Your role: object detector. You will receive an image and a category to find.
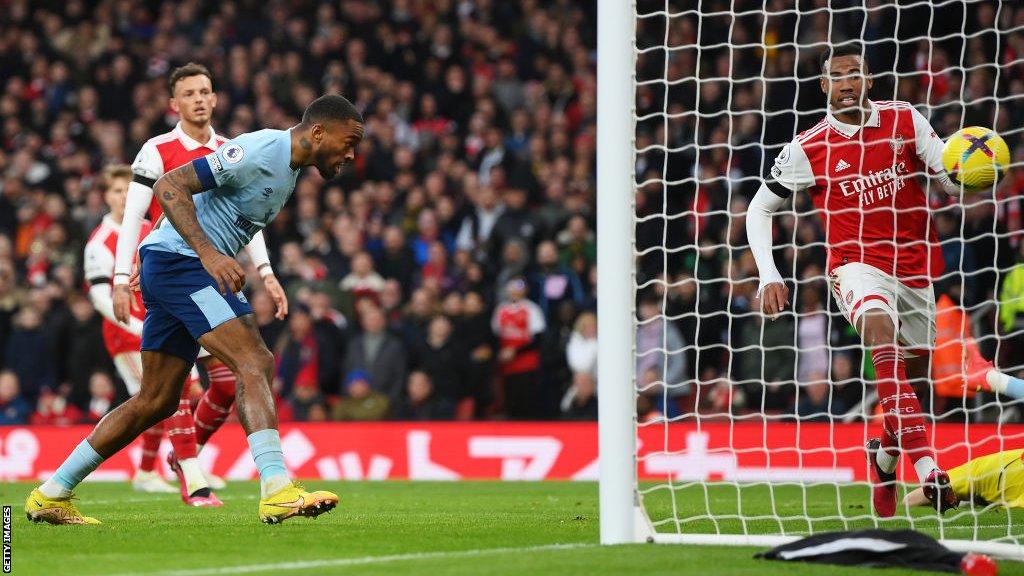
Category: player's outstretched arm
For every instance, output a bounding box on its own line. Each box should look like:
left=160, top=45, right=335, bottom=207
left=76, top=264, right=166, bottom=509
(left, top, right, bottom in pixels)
left=154, top=163, right=245, bottom=294
left=747, top=183, right=790, bottom=317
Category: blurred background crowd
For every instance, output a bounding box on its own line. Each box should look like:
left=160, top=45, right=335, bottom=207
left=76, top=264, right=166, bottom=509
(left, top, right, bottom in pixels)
left=0, top=0, right=600, bottom=425
left=0, top=0, right=1023, bottom=426
left=632, top=0, right=1024, bottom=423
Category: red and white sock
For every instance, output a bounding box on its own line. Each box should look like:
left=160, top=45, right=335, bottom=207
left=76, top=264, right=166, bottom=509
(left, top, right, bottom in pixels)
left=194, top=363, right=237, bottom=449
left=166, top=375, right=198, bottom=460
left=139, top=421, right=164, bottom=473
left=164, top=373, right=209, bottom=494
left=872, top=345, right=937, bottom=482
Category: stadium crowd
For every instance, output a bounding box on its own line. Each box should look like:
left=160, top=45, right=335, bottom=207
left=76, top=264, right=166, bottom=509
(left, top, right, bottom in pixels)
left=0, top=0, right=1023, bottom=426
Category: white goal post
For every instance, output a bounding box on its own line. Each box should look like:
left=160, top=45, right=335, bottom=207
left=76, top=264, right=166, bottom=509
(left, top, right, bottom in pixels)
left=597, top=0, right=1024, bottom=560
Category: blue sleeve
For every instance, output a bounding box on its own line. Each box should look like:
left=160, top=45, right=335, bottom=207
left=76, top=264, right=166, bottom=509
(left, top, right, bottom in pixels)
left=197, top=135, right=263, bottom=191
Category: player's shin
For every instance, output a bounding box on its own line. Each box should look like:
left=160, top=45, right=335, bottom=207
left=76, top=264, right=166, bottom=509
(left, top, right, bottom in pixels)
left=872, top=345, right=937, bottom=481
left=247, top=428, right=291, bottom=497
left=166, top=372, right=209, bottom=496
left=984, top=369, right=1024, bottom=400
left=38, top=439, right=105, bottom=498
left=139, top=422, right=164, bottom=472
left=194, top=363, right=237, bottom=447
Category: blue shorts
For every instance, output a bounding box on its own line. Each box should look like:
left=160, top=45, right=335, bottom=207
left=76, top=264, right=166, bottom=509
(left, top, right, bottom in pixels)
left=139, top=247, right=252, bottom=361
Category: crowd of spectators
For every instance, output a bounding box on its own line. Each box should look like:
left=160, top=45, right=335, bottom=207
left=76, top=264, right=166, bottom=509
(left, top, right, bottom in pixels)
left=1, top=0, right=1024, bottom=427
left=631, top=0, right=1024, bottom=423
left=0, top=0, right=600, bottom=424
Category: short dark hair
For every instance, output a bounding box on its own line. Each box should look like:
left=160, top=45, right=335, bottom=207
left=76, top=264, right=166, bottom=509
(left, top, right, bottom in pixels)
left=820, top=42, right=866, bottom=74
left=302, top=94, right=364, bottom=126
left=169, top=62, right=213, bottom=93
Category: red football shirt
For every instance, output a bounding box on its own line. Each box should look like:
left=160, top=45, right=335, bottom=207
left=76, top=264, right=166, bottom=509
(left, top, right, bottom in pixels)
left=767, top=100, right=948, bottom=287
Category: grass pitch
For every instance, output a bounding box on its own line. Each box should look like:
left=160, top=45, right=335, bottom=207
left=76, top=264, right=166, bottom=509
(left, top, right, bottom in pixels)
left=4, top=481, right=1023, bottom=575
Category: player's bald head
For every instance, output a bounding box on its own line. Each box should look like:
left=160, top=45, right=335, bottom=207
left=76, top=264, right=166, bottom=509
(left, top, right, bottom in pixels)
left=299, top=94, right=364, bottom=180
left=301, top=94, right=364, bottom=128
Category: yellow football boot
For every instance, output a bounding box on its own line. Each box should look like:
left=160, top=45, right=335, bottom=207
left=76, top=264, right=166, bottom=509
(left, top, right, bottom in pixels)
left=25, top=489, right=101, bottom=525
left=258, top=482, right=338, bottom=524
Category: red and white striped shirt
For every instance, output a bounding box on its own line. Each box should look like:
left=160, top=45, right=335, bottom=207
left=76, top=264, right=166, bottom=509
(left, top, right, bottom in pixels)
left=491, top=299, right=546, bottom=375
left=767, top=100, right=947, bottom=287
left=84, top=215, right=152, bottom=355
left=113, top=123, right=226, bottom=281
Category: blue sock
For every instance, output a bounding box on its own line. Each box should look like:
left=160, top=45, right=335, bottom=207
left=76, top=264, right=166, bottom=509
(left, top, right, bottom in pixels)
left=48, top=440, right=104, bottom=494
left=1006, top=376, right=1024, bottom=400
left=247, top=429, right=288, bottom=482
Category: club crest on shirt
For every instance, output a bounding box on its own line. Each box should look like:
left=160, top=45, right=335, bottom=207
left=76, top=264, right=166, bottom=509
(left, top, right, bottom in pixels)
left=890, top=135, right=905, bottom=155
left=223, top=144, right=244, bottom=164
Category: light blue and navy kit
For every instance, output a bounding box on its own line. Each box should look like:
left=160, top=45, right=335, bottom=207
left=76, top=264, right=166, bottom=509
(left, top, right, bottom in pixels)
left=139, top=129, right=299, bottom=360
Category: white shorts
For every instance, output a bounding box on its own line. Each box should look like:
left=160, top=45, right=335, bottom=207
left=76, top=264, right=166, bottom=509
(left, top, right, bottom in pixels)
left=112, top=351, right=202, bottom=396
left=828, top=262, right=936, bottom=357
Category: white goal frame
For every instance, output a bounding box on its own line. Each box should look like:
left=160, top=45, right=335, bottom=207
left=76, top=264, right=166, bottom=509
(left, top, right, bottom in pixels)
left=595, top=0, right=1024, bottom=561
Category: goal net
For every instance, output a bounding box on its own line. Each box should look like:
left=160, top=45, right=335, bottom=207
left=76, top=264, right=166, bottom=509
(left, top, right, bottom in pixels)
left=597, top=0, right=1024, bottom=559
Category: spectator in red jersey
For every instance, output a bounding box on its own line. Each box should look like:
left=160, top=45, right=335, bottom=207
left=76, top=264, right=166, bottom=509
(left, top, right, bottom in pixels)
left=83, top=371, right=116, bottom=424
left=492, top=278, right=546, bottom=419
left=418, top=241, right=453, bottom=293
left=30, top=385, right=83, bottom=426
left=0, top=370, right=32, bottom=425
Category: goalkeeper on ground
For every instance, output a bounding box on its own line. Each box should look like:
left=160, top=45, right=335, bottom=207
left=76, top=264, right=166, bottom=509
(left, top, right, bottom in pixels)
left=904, top=449, right=1024, bottom=511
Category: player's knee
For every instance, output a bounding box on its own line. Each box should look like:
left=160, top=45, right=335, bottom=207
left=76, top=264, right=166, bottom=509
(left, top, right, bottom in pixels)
left=237, top=348, right=275, bottom=383
left=861, top=313, right=896, bottom=347
left=134, top=390, right=178, bottom=424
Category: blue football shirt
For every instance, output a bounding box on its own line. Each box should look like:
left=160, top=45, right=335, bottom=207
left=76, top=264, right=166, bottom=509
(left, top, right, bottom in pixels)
left=141, top=129, right=300, bottom=258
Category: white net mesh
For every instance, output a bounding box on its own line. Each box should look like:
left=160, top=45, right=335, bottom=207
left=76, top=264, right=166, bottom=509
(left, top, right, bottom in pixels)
left=632, top=0, right=1024, bottom=552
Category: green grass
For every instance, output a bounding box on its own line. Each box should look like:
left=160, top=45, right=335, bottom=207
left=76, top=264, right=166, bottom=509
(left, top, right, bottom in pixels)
left=1, top=481, right=1021, bottom=575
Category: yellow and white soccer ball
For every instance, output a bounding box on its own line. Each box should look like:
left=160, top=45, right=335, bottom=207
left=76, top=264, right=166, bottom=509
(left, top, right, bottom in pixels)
left=942, top=126, right=1010, bottom=190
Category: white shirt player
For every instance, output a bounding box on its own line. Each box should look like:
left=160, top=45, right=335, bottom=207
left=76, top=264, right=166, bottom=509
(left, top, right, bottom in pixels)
left=85, top=215, right=148, bottom=340
left=112, top=122, right=274, bottom=285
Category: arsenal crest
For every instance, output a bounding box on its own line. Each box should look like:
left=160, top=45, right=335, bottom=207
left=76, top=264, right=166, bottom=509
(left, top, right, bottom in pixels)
left=890, top=135, right=905, bottom=155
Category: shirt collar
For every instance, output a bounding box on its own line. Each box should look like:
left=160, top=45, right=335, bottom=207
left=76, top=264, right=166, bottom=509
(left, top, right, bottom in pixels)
left=826, top=99, right=880, bottom=138
left=102, top=214, right=121, bottom=231
left=173, top=122, right=219, bottom=151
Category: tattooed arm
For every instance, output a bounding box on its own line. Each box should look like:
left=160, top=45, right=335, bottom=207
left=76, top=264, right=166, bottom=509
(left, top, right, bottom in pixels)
left=153, top=162, right=245, bottom=294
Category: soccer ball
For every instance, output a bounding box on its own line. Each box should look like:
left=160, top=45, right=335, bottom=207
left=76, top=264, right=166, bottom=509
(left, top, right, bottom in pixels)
left=942, top=126, right=1010, bottom=191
